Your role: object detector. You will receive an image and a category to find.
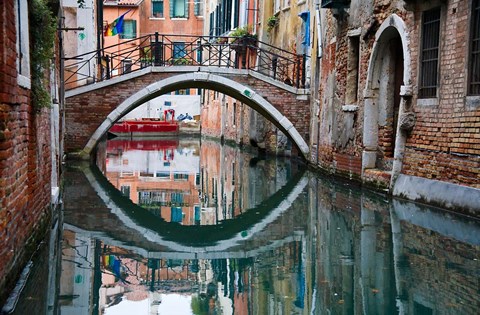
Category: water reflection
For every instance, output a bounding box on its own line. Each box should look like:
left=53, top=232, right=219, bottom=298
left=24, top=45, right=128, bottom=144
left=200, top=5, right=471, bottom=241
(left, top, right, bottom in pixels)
left=12, top=136, right=479, bottom=314
left=99, top=137, right=298, bottom=226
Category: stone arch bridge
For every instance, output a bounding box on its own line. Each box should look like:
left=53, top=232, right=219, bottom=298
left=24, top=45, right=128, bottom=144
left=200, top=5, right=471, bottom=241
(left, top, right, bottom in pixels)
left=64, top=34, right=311, bottom=158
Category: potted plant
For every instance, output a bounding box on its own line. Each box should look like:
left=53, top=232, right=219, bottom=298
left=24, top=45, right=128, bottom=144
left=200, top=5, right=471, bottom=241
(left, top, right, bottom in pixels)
left=229, top=25, right=257, bottom=46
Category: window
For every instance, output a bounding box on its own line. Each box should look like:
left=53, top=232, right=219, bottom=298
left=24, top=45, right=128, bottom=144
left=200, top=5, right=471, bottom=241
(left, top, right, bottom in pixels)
left=419, top=8, right=441, bottom=98
left=274, top=0, right=281, bottom=13
left=170, top=0, right=188, bottom=18
left=175, top=89, right=190, bottom=95
left=120, top=20, right=137, bottom=39
left=152, top=0, right=164, bottom=18
left=346, top=36, right=360, bottom=104
left=194, top=0, right=203, bottom=16
left=173, top=42, right=186, bottom=58
left=15, top=0, right=31, bottom=88
left=122, top=59, right=132, bottom=74
left=283, top=0, right=291, bottom=9
left=469, top=0, right=480, bottom=95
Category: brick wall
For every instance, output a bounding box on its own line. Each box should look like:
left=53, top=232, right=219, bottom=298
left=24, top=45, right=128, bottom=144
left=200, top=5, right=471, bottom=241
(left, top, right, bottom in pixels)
left=403, top=0, right=480, bottom=188
left=0, top=0, right=52, bottom=303
left=315, top=0, right=479, bottom=190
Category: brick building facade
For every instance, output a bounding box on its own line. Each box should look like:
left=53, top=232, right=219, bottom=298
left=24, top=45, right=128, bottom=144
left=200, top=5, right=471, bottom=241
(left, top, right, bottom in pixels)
left=0, top=0, right=62, bottom=305
left=309, top=0, right=480, bottom=215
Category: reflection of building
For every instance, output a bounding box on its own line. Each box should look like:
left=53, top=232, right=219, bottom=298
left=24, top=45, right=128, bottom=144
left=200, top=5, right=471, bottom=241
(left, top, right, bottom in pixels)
left=104, top=137, right=297, bottom=226
left=199, top=139, right=295, bottom=223
left=59, top=230, right=96, bottom=314
left=106, top=138, right=202, bottom=225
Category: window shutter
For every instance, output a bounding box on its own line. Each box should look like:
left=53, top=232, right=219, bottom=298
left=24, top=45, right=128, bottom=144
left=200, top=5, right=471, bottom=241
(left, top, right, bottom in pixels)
left=185, top=0, right=189, bottom=18
left=170, top=0, right=174, bottom=18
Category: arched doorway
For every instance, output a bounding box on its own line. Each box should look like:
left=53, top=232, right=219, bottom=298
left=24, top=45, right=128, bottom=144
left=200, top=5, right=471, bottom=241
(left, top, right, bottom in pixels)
left=362, top=15, right=412, bottom=189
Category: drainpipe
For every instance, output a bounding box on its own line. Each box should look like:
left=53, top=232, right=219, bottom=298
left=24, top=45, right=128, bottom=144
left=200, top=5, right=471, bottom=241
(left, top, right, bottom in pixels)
left=96, top=0, right=103, bottom=63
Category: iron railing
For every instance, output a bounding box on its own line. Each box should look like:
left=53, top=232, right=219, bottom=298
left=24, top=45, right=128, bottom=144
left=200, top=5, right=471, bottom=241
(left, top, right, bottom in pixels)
left=63, top=33, right=308, bottom=89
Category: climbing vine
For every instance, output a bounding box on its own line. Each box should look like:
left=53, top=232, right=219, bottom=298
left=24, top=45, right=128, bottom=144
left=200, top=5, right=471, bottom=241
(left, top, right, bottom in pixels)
left=29, top=0, right=56, bottom=109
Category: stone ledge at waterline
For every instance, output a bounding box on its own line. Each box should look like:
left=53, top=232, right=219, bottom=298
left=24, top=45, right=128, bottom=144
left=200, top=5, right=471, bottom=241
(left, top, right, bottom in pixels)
left=393, top=174, right=480, bottom=218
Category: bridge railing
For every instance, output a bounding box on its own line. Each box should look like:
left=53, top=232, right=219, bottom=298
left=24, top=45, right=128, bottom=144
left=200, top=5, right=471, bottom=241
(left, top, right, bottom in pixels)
left=63, top=33, right=308, bottom=90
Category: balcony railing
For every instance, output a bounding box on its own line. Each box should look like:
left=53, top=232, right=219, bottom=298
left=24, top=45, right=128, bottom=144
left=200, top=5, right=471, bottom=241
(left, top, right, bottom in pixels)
left=63, top=33, right=309, bottom=90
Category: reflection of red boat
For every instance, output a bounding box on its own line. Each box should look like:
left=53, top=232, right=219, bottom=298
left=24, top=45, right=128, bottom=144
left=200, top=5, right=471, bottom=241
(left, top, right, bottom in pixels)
left=107, top=138, right=179, bottom=152
left=110, top=109, right=178, bottom=137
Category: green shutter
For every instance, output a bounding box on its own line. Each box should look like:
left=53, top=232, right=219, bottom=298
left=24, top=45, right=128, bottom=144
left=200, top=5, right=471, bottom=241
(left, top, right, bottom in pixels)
left=170, top=0, right=174, bottom=18
left=185, top=0, right=189, bottom=18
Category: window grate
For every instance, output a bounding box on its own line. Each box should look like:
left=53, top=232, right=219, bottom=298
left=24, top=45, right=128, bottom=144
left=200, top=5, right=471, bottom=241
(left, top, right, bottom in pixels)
left=419, top=8, right=441, bottom=98
left=469, top=0, right=480, bottom=95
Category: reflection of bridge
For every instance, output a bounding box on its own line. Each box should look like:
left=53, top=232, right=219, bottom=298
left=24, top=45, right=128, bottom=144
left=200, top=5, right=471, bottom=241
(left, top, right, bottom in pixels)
left=64, top=34, right=311, bottom=158
left=63, top=162, right=309, bottom=253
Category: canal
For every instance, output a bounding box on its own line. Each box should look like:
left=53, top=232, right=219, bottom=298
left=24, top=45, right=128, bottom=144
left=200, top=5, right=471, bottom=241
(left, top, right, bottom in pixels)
left=9, top=135, right=480, bottom=314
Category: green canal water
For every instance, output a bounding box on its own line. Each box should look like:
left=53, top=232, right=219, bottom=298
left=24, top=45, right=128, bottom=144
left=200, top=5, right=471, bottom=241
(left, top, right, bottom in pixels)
left=8, top=136, right=480, bottom=314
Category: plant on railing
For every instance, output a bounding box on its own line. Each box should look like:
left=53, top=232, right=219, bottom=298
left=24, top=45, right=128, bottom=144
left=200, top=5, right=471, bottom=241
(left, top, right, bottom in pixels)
left=171, top=57, right=190, bottom=65
left=30, top=0, right=56, bottom=109
left=267, top=16, right=279, bottom=32
left=229, top=25, right=257, bottom=44
left=140, top=46, right=154, bottom=66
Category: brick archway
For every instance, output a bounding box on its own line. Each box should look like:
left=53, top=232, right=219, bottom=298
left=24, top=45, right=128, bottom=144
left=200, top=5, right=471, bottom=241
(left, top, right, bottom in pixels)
left=65, top=68, right=310, bottom=158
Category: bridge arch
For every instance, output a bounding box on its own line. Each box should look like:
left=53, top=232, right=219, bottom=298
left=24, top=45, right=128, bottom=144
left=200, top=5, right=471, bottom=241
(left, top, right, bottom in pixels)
left=82, top=72, right=309, bottom=158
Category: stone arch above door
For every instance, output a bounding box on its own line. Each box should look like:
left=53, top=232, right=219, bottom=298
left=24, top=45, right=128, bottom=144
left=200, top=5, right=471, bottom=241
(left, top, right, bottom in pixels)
left=362, top=14, right=413, bottom=189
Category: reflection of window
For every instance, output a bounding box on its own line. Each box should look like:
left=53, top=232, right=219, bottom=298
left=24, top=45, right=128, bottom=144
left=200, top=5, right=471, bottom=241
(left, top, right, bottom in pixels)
left=156, top=171, right=170, bottom=178
left=233, top=103, right=236, bottom=126
left=194, top=205, right=200, bottom=221
left=171, top=207, right=183, bottom=222
left=171, top=192, right=184, bottom=203
left=120, top=20, right=136, bottom=39
left=414, top=302, right=433, bottom=315
left=170, top=0, right=188, bottom=18
left=152, top=0, right=164, bottom=18
left=120, top=185, right=130, bottom=198
left=174, top=173, right=189, bottom=180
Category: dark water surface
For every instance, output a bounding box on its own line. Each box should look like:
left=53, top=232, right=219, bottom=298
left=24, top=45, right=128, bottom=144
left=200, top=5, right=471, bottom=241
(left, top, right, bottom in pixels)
left=10, top=136, right=480, bottom=314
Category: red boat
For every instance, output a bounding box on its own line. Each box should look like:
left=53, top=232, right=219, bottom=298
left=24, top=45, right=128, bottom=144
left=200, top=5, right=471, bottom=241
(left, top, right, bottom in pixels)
left=109, top=109, right=179, bottom=137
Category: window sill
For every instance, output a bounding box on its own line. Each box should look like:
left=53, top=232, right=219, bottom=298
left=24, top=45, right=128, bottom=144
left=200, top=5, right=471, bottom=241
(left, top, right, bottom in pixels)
left=297, top=0, right=306, bottom=4
left=150, top=17, right=165, bottom=20
left=171, top=18, right=188, bottom=20
left=17, top=74, right=31, bottom=89
left=466, top=95, right=480, bottom=108
left=417, top=98, right=438, bottom=106
left=282, top=7, right=290, bottom=12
